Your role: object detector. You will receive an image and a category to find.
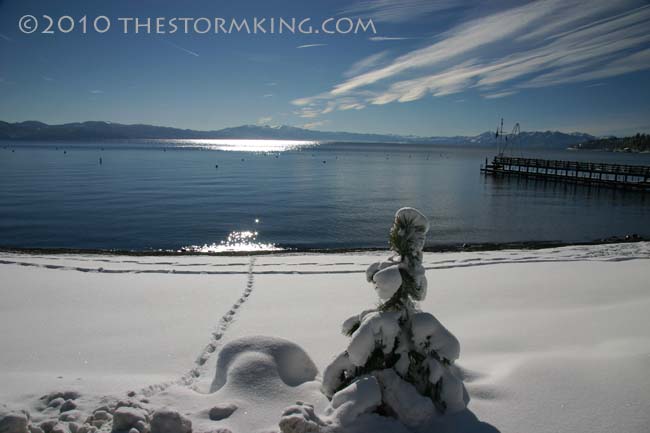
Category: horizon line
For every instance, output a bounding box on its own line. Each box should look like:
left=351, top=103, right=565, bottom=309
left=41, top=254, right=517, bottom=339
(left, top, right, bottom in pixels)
left=0, top=119, right=615, bottom=138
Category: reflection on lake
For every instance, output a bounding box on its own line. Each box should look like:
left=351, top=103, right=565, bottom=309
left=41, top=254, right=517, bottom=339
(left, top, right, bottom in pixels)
left=0, top=140, right=649, bottom=251
left=181, top=230, right=282, bottom=253
left=168, top=139, right=318, bottom=152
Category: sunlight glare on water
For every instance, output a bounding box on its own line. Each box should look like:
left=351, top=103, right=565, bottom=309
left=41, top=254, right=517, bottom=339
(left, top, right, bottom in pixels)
left=169, top=139, right=319, bottom=152
left=181, top=230, right=282, bottom=253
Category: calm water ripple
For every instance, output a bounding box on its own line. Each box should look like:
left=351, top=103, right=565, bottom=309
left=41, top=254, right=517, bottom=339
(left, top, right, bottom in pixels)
left=1, top=140, right=649, bottom=251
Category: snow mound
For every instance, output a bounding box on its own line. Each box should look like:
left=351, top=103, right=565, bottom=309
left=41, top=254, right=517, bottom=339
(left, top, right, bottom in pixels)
left=210, top=336, right=319, bottom=393
left=205, top=336, right=327, bottom=432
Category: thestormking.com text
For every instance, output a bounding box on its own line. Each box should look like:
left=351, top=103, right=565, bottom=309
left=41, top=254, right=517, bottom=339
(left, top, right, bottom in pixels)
left=18, top=15, right=377, bottom=35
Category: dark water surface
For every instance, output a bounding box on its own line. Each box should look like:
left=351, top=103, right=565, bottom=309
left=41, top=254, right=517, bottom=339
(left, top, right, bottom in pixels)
left=1, top=140, right=649, bottom=251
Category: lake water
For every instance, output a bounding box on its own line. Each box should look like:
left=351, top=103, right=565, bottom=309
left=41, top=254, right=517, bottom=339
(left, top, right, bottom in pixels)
left=1, top=140, right=649, bottom=252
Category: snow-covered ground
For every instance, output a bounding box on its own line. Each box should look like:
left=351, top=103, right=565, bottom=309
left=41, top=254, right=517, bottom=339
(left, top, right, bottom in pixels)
left=1, top=242, right=650, bottom=432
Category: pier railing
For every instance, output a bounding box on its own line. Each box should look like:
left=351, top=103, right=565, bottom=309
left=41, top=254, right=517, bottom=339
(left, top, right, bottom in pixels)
left=481, top=156, right=650, bottom=191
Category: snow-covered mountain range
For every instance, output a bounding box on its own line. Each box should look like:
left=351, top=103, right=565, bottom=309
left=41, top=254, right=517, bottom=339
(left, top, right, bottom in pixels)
left=0, top=121, right=596, bottom=148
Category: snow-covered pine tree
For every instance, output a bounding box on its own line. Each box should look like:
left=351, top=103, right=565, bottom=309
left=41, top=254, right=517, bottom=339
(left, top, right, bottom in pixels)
left=320, top=207, right=468, bottom=427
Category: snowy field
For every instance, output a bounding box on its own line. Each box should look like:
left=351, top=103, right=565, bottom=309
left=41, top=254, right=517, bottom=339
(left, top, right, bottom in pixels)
left=1, top=242, right=650, bottom=433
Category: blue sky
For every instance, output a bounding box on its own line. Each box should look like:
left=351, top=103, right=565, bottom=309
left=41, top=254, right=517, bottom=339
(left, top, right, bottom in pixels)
left=0, top=0, right=649, bottom=136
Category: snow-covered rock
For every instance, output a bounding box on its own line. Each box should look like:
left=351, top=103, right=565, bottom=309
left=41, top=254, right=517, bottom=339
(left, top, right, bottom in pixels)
left=77, top=425, right=95, bottom=433
left=134, top=420, right=147, bottom=433
left=92, top=410, right=111, bottom=421
left=58, top=411, right=82, bottom=422
left=47, top=399, right=65, bottom=409
left=41, top=392, right=80, bottom=403
left=208, top=403, right=237, bottom=421
left=278, top=402, right=326, bottom=433
left=59, top=400, right=77, bottom=413
left=150, top=409, right=190, bottom=433
left=49, top=424, right=70, bottom=433
left=112, top=407, right=147, bottom=432
left=38, top=420, right=58, bottom=433
left=0, top=409, right=29, bottom=433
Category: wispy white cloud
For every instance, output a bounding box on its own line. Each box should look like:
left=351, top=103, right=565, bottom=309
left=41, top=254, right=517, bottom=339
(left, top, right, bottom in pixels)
left=296, top=43, right=327, bottom=49
left=483, top=90, right=518, bottom=99
left=332, top=1, right=564, bottom=95
left=340, top=0, right=473, bottom=23
left=368, top=36, right=419, bottom=41
left=345, top=51, right=389, bottom=77
left=257, top=116, right=273, bottom=125
left=520, top=46, right=650, bottom=88
left=263, top=93, right=274, bottom=98
left=302, top=120, right=329, bottom=129
left=89, top=89, right=104, bottom=94
left=293, top=90, right=375, bottom=118
left=294, top=0, right=650, bottom=118
left=0, top=32, right=11, bottom=41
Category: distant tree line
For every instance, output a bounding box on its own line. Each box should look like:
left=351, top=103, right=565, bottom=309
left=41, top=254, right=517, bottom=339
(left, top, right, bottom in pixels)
left=574, top=133, right=650, bottom=152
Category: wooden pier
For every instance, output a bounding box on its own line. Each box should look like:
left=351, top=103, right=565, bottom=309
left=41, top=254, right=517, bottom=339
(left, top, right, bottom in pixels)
left=481, top=156, right=650, bottom=191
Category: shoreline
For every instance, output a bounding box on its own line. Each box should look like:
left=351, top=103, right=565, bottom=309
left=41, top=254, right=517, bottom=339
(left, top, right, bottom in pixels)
left=0, top=235, right=645, bottom=257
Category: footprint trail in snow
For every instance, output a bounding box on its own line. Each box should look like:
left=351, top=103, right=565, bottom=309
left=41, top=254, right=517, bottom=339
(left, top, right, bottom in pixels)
left=141, top=256, right=257, bottom=396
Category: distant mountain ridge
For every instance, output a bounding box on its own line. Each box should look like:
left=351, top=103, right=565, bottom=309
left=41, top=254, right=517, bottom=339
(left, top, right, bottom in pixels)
left=570, top=133, right=650, bottom=153
left=0, top=120, right=595, bottom=149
